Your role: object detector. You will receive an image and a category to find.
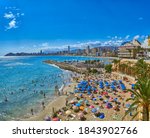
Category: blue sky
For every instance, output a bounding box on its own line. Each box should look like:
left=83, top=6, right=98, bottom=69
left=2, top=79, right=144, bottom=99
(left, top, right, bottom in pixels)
left=0, top=0, right=150, bottom=55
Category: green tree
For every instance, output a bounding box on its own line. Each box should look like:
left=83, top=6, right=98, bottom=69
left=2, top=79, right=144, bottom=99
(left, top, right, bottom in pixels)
left=134, top=59, right=150, bottom=79
left=123, top=78, right=150, bottom=121
left=119, top=63, right=128, bottom=74
left=112, top=59, right=121, bottom=71
left=105, top=64, right=112, bottom=73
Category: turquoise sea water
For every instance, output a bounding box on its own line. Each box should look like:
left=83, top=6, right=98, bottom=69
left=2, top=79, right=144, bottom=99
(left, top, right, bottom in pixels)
left=0, top=56, right=111, bottom=120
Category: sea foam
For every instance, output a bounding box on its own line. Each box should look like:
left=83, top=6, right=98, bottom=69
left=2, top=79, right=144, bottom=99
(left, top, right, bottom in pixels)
left=4, top=62, right=33, bottom=67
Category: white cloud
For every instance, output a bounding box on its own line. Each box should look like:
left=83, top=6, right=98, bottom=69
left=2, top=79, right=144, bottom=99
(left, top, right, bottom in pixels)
left=37, top=39, right=124, bottom=52
left=6, top=19, right=17, bottom=30
left=125, top=35, right=130, bottom=40
left=142, top=38, right=148, bottom=48
left=41, top=42, right=49, bottom=47
left=3, top=7, right=24, bottom=30
left=4, top=12, right=15, bottom=19
left=133, top=35, right=140, bottom=40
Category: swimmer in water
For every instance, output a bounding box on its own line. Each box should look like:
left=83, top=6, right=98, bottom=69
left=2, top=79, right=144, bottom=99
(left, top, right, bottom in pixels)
left=4, top=96, right=8, bottom=102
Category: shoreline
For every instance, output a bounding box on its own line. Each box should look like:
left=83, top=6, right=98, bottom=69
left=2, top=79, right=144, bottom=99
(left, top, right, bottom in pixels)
left=26, top=75, right=78, bottom=121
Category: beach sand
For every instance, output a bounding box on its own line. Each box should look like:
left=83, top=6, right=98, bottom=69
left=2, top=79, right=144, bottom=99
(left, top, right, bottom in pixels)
left=25, top=72, right=135, bottom=121
left=26, top=95, right=67, bottom=121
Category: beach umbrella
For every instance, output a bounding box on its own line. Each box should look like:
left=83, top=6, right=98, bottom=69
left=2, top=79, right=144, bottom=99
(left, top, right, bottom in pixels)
left=75, top=103, right=81, bottom=107
left=103, top=92, right=108, bottom=95
left=98, top=95, right=103, bottom=100
left=73, top=106, right=79, bottom=112
left=110, top=85, right=116, bottom=90
left=44, top=116, right=51, bottom=121
left=79, top=106, right=84, bottom=111
left=91, top=108, right=97, bottom=113
left=52, top=117, right=60, bottom=121
left=98, top=95, right=102, bottom=99
left=78, top=112, right=84, bottom=118
left=85, top=100, right=89, bottom=105
left=126, top=104, right=130, bottom=108
left=99, top=85, right=104, bottom=89
left=119, top=80, right=122, bottom=83
left=77, top=84, right=82, bottom=88
left=109, top=97, right=114, bottom=102
left=89, top=105, right=95, bottom=108
left=87, top=85, right=92, bottom=91
left=78, top=100, right=84, bottom=104
left=70, top=100, right=75, bottom=104
left=94, top=112, right=101, bottom=117
left=103, top=99, right=108, bottom=103
left=87, top=91, right=91, bottom=95
left=75, top=94, right=78, bottom=97
left=79, top=94, right=83, bottom=97
left=99, top=81, right=104, bottom=85
left=73, top=106, right=78, bottom=110
left=92, top=98, right=97, bottom=101
left=106, top=103, right=113, bottom=109
left=99, top=113, right=105, bottom=119
left=114, top=98, right=118, bottom=102
left=65, top=110, right=72, bottom=115
left=92, top=87, right=97, bottom=91
left=74, top=89, right=79, bottom=93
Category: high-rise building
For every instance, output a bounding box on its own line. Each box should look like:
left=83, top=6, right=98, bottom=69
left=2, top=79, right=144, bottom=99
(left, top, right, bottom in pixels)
left=86, top=45, right=90, bottom=55
left=68, top=46, right=70, bottom=54
left=40, top=50, right=43, bottom=54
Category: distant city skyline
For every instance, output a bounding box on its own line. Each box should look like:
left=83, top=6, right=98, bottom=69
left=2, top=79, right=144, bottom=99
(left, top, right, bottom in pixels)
left=0, top=0, right=150, bottom=55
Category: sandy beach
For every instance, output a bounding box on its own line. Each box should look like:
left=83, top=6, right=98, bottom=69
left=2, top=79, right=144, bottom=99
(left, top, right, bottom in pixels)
left=25, top=69, right=136, bottom=121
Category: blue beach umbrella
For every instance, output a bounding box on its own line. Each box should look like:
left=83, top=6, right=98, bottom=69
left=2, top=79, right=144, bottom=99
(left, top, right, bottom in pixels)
left=126, top=104, right=130, bottom=108
left=99, top=85, right=104, bottom=89
left=114, top=98, right=118, bottom=102
left=110, top=85, right=116, bottom=90
left=74, top=89, right=79, bottom=93
left=119, top=80, right=122, bottom=83
left=79, top=94, right=83, bottom=97
left=99, top=113, right=105, bottom=119
left=85, top=100, right=89, bottom=105
left=106, top=103, right=113, bottom=109
left=75, top=103, right=81, bottom=107
left=98, top=95, right=102, bottom=99
left=91, top=108, right=97, bottom=113
left=87, top=91, right=91, bottom=95
left=99, top=81, right=104, bottom=85
left=92, top=98, right=97, bottom=101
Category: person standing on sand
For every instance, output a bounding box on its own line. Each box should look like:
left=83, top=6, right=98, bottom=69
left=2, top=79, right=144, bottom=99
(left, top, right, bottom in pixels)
left=31, top=108, right=34, bottom=115
left=42, top=102, right=45, bottom=110
left=65, top=98, right=68, bottom=106
left=43, top=93, right=46, bottom=98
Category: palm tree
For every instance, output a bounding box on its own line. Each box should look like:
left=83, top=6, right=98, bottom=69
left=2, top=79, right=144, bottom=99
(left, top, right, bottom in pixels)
left=112, top=59, right=121, bottom=72
left=105, top=64, right=112, bottom=73
left=126, top=61, right=132, bottom=75
left=119, top=63, right=127, bottom=74
left=123, top=78, right=150, bottom=121
left=134, top=59, right=150, bottom=79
